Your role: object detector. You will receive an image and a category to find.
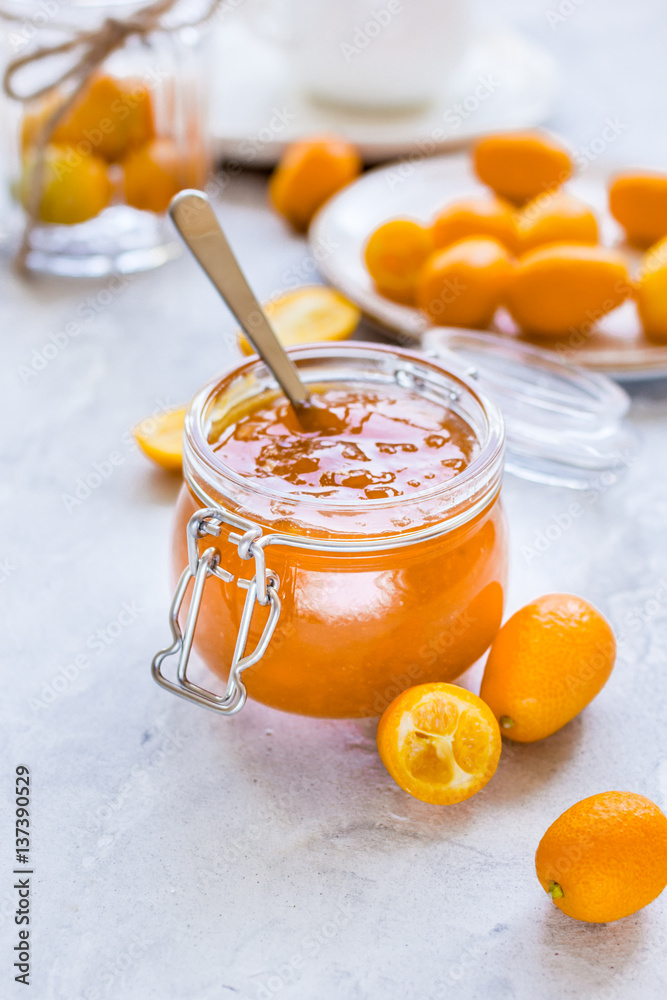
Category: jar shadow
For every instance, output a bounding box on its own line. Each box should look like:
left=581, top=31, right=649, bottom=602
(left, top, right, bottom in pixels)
left=202, top=697, right=497, bottom=847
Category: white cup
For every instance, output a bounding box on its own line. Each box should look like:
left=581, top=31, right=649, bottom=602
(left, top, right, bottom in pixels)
left=245, top=0, right=472, bottom=112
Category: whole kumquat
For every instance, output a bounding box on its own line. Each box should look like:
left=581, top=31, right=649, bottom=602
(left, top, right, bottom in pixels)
left=635, top=235, right=667, bottom=343
left=48, top=73, right=155, bottom=162
left=377, top=683, right=501, bottom=805
left=536, top=792, right=667, bottom=923
left=609, top=170, right=667, bottom=248
left=365, top=218, right=434, bottom=304
left=416, top=236, right=512, bottom=327
left=480, top=593, right=616, bottom=743
left=269, top=136, right=361, bottom=232
left=514, top=191, right=599, bottom=255
left=473, top=131, right=573, bottom=206
left=432, top=196, right=516, bottom=253
left=122, top=138, right=205, bottom=214
left=505, top=243, right=629, bottom=338
left=22, top=144, right=112, bottom=225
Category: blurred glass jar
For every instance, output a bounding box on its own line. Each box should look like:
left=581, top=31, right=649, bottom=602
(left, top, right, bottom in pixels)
left=0, top=0, right=212, bottom=276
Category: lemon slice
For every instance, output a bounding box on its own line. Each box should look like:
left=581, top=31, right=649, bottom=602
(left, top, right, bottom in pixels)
left=133, top=406, right=187, bottom=472
left=238, top=285, right=360, bottom=354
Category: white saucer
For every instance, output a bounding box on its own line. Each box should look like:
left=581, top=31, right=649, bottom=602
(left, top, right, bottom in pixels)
left=210, top=21, right=560, bottom=165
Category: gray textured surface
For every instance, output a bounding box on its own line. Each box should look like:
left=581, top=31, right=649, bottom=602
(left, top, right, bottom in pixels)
left=3, top=1, right=667, bottom=998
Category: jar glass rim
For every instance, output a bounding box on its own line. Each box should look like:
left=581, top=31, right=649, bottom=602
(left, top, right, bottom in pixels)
left=184, top=342, right=505, bottom=537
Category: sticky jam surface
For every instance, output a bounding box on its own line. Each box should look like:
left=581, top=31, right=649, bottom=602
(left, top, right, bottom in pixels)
left=209, top=383, right=478, bottom=501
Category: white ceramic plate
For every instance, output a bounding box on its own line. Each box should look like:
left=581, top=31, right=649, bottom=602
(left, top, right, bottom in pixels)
left=210, top=22, right=559, bottom=165
left=310, top=153, right=667, bottom=381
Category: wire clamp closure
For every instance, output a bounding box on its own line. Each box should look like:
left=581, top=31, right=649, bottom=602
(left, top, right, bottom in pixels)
left=151, top=507, right=281, bottom=715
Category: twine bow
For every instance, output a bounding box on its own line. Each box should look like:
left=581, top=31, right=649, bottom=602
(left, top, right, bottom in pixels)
left=0, top=0, right=222, bottom=272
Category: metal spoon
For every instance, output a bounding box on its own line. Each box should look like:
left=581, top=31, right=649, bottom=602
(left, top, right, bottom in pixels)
left=169, top=189, right=310, bottom=410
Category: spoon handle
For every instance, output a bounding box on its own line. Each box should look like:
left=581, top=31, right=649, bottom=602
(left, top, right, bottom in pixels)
left=169, top=190, right=310, bottom=409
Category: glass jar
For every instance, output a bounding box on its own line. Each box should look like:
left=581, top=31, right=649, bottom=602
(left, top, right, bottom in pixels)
left=153, top=343, right=508, bottom=719
left=0, top=0, right=210, bottom=275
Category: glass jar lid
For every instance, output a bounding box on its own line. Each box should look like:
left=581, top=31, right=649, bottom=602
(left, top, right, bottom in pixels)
left=421, top=329, right=637, bottom=490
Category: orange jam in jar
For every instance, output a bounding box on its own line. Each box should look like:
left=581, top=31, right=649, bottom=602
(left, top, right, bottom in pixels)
left=168, top=344, right=507, bottom=718
left=210, top=384, right=478, bottom=501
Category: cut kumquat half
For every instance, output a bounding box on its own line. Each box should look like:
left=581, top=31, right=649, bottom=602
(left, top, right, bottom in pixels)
left=133, top=405, right=187, bottom=472
left=377, top=683, right=501, bottom=805
left=239, top=286, right=360, bottom=354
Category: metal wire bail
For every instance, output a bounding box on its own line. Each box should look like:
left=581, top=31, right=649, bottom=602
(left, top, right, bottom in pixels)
left=151, top=508, right=281, bottom=715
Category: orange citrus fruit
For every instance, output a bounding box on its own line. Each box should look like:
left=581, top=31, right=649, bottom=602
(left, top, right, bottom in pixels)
left=473, top=130, right=573, bottom=206
left=513, top=191, right=599, bottom=255
left=364, top=218, right=434, bottom=304
left=415, top=236, right=512, bottom=327
left=22, top=144, right=112, bottom=225
left=50, top=73, right=155, bottom=162
left=432, top=196, right=517, bottom=253
left=609, top=171, right=667, bottom=248
left=505, top=243, right=630, bottom=337
left=238, top=286, right=360, bottom=354
left=133, top=406, right=187, bottom=472
left=377, top=682, right=501, bottom=804
left=20, top=91, right=62, bottom=153
left=121, top=138, right=203, bottom=215
left=636, top=236, right=667, bottom=343
left=536, top=791, right=667, bottom=923
left=480, top=593, right=616, bottom=742
left=269, top=136, right=361, bottom=232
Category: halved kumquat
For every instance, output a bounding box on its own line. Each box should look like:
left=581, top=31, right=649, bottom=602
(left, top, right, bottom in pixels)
left=377, top=683, right=501, bottom=805
left=133, top=405, right=187, bottom=472
left=238, top=286, right=360, bottom=354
